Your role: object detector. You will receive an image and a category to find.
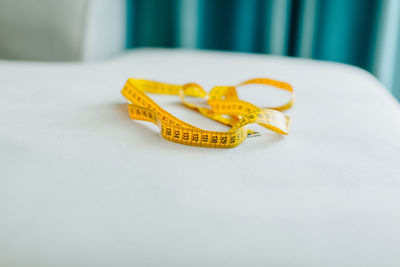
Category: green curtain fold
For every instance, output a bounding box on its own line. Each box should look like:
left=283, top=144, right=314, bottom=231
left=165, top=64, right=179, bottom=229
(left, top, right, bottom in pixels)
left=126, top=0, right=400, bottom=100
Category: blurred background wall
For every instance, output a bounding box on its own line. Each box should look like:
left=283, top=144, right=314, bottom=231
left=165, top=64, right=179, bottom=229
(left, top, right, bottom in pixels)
left=0, top=0, right=126, bottom=61
left=0, top=0, right=399, bottom=100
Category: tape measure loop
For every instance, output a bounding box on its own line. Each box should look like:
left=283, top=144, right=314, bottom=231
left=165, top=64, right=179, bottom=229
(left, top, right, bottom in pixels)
left=122, top=78, right=294, bottom=148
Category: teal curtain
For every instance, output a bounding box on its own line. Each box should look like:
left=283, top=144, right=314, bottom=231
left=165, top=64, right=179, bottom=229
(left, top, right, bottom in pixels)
left=126, top=0, right=400, bottom=100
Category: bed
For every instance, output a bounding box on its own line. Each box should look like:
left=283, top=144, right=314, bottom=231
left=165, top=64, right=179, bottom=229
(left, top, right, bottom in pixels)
left=1, top=48, right=400, bottom=266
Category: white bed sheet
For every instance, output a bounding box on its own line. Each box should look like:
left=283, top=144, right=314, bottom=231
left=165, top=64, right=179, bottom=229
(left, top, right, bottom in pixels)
left=1, top=48, right=400, bottom=266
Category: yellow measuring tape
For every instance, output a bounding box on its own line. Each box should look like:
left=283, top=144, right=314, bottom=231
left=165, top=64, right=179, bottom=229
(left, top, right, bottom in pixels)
left=121, top=78, right=294, bottom=148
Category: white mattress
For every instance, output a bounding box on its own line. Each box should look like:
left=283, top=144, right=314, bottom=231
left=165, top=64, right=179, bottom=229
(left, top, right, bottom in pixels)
left=1, top=48, right=400, bottom=266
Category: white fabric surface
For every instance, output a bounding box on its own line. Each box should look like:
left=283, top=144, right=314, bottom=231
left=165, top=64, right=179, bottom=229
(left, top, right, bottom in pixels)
left=1, top=48, right=400, bottom=266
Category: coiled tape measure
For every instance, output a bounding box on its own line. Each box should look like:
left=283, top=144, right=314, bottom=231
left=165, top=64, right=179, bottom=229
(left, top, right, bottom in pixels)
left=121, top=78, right=294, bottom=148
